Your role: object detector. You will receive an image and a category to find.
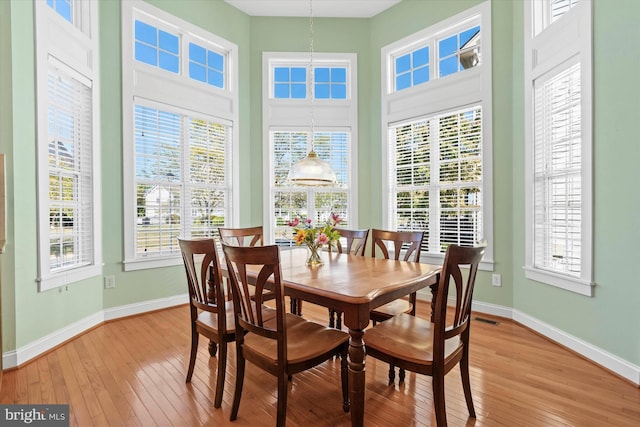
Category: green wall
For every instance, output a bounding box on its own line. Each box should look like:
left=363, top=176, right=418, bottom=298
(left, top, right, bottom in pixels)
left=1, top=0, right=638, bottom=369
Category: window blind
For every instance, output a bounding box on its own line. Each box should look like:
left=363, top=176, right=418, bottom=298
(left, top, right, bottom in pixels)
left=533, top=62, right=582, bottom=276
left=389, top=105, right=482, bottom=254
left=47, top=66, right=94, bottom=271
left=134, top=105, right=230, bottom=255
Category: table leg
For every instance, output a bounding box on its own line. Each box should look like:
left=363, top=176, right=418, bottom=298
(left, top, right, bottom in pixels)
left=348, top=328, right=365, bottom=427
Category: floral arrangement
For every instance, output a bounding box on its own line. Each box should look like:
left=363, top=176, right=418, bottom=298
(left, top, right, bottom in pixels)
left=288, top=213, right=343, bottom=265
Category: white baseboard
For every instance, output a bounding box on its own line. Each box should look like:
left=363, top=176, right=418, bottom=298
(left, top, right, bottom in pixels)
left=417, top=292, right=640, bottom=386
left=513, top=309, right=640, bottom=386
left=103, top=293, right=188, bottom=321
left=3, top=293, right=189, bottom=370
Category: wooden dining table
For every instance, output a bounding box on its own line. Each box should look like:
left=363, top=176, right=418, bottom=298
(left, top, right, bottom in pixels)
left=269, top=247, right=441, bottom=427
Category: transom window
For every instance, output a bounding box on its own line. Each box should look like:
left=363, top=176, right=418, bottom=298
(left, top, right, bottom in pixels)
left=272, top=65, right=348, bottom=99
left=134, top=20, right=180, bottom=73
left=47, top=0, right=72, bottom=23
left=391, top=19, right=481, bottom=92
left=189, top=43, right=224, bottom=88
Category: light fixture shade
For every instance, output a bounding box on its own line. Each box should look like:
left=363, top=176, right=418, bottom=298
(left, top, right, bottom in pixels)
left=287, top=150, right=337, bottom=186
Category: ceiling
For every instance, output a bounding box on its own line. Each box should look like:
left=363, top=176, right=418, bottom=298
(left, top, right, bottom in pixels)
left=224, top=0, right=402, bottom=18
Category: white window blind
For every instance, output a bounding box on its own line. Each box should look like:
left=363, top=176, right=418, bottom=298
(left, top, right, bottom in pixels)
left=271, top=131, right=350, bottom=245
left=47, top=66, right=94, bottom=271
left=389, top=106, right=482, bottom=254
left=533, top=62, right=581, bottom=276
left=134, top=104, right=231, bottom=256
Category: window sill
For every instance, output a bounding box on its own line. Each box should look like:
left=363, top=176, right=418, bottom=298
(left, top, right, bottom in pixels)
left=421, top=253, right=494, bottom=271
left=38, top=264, right=103, bottom=292
left=123, top=255, right=182, bottom=272
left=524, top=266, right=594, bottom=296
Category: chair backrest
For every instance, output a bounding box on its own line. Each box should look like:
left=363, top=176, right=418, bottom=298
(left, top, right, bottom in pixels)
left=178, top=238, right=226, bottom=323
left=218, top=226, right=264, bottom=247
left=222, top=244, right=287, bottom=356
left=432, top=244, right=484, bottom=360
left=370, top=229, right=424, bottom=262
left=332, top=228, right=369, bottom=255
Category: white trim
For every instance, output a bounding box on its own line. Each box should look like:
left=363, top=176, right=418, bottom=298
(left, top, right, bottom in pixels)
left=2, top=294, right=188, bottom=369
left=513, top=309, right=640, bottom=386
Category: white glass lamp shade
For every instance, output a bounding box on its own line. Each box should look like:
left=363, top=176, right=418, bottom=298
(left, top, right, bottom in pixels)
left=287, top=150, right=337, bottom=186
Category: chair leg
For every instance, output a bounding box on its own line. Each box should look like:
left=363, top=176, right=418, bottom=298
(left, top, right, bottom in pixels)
left=208, top=340, right=218, bottom=357
left=340, top=345, right=350, bottom=412
left=230, top=349, right=245, bottom=421
left=186, top=330, right=199, bottom=382
left=432, top=373, right=447, bottom=427
left=213, top=341, right=227, bottom=408
left=388, top=364, right=395, bottom=384
left=276, top=373, right=288, bottom=427
left=460, top=348, right=476, bottom=418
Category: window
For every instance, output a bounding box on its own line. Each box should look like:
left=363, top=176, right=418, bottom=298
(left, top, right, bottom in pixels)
left=382, top=2, right=493, bottom=268
left=122, top=1, right=238, bottom=271
left=389, top=106, right=483, bottom=252
left=391, top=19, right=481, bottom=92
left=35, top=0, right=101, bottom=291
left=263, top=53, right=357, bottom=244
left=524, top=0, right=593, bottom=295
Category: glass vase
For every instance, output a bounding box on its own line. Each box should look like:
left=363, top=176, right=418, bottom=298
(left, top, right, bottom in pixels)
left=306, top=245, right=324, bottom=266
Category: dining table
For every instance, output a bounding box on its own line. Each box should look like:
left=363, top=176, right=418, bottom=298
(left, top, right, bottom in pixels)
left=254, top=247, right=442, bottom=427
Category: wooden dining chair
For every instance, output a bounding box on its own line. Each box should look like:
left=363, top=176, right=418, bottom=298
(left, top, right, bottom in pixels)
left=364, top=244, right=484, bottom=427
left=218, top=225, right=264, bottom=247
left=369, top=229, right=424, bottom=324
left=327, top=228, right=369, bottom=329
left=222, top=243, right=350, bottom=426
left=178, top=238, right=234, bottom=409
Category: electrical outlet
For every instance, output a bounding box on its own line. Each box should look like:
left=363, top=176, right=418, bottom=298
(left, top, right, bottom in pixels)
left=105, top=275, right=116, bottom=289
left=492, top=274, right=502, bottom=287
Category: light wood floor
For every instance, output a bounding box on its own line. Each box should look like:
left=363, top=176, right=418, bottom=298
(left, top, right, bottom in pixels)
left=1, top=302, right=638, bottom=426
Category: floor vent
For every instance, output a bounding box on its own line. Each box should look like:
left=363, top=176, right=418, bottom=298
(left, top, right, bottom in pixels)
left=474, top=317, right=499, bottom=325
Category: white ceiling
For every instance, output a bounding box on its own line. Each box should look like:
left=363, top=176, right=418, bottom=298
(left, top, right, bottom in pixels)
left=224, top=0, right=402, bottom=18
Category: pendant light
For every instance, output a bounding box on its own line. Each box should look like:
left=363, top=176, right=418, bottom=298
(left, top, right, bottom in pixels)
left=287, top=0, right=338, bottom=186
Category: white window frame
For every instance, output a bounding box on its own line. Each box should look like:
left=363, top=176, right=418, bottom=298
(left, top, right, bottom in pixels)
left=524, top=0, right=593, bottom=296
left=34, top=0, right=102, bottom=291
left=122, top=0, right=239, bottom=271
left=381, top=1, right=493, bottom=270
left=262, top=52, right=358, bottom=244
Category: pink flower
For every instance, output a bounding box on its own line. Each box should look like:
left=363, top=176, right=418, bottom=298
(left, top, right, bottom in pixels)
left=330, top=213, right=343, bottom=226
left=288, top=218, right=300, bottom=227
left=306, top=218, right=313, bottom=224
left=316, top=233, right=329, bottom=245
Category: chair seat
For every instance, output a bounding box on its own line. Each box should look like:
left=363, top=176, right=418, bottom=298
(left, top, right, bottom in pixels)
left=370, top=298, right=413, bottom=321
left=365, top=313, right=461, bottom=368
left=196, top=300, right=236, bottom=336
left=243, top=313, right=349, bottom=367
left=197, top=301, right=276, bottom=336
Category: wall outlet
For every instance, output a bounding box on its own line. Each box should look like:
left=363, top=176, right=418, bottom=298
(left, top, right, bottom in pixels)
left=104, top=275, right=116, bottom=289
left=492, top=274, right=502, bottom=287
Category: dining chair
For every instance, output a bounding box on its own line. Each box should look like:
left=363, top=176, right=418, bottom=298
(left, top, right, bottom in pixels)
left=327, top=228, right=369, bottom=329
left=178, top=238, right=234, bottom=409
left=218, top=225, right=264, bottom=247
left=368, top=228, right=424, bottom=382
left=364, top=244, right=484, bottom=427
left=222, top=243, right=350, bottom=426
left=369, top=229, right=424, bottom=324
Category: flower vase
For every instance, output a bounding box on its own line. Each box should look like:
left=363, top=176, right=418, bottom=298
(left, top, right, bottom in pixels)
left=306, top=245, right=324, bottom=266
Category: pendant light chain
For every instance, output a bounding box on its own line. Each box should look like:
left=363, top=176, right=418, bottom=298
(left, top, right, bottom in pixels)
left=309, top=0, right=315, bottom=152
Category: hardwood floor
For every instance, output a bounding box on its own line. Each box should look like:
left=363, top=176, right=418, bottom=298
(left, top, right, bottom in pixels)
left=1, top=302, right=638, bottom=426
